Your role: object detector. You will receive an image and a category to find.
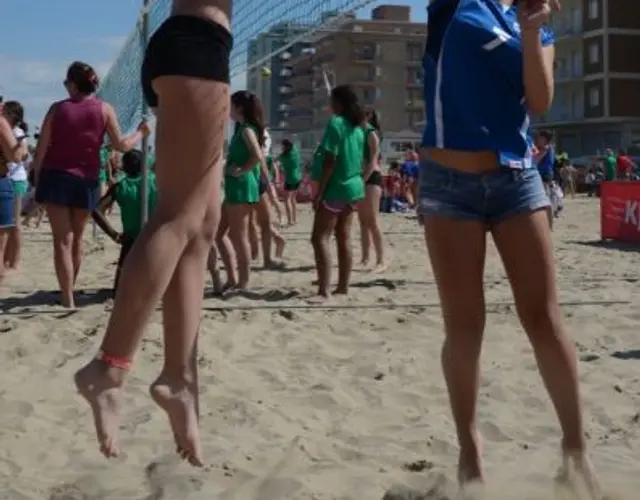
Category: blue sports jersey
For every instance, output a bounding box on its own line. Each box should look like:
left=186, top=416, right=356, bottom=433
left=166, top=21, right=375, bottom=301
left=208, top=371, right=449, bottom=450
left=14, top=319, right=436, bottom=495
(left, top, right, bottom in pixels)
left=536, top=146, right=555, bottom=179
left=421, top=0, right=555, bottom=169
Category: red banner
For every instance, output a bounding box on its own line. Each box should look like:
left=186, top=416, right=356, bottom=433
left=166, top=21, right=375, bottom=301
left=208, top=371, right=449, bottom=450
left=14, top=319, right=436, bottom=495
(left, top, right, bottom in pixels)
left=600, top=181, right=640, bottom=243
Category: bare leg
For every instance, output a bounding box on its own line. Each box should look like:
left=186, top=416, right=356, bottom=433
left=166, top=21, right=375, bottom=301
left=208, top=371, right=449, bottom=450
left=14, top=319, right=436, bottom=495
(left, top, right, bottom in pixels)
left=215, top=209, right=237, bottom=289
left=423, top=215, right=487, bottom=484
left=284, top=192, right=293, bottom=226
left=4, top=194, right=22, bottom=268
left=227, top=204, right=251, bottom=288
left=334, top=208, right=355, bottom=294
left=248, top=210, right=259, bottom=260
left=150, top=200, right=220, bottom=467
left=0, top=229, right=8, bottom=280
left=266, top=183, right=282, bottom=225
left=357, top=202, right=370, bottom=267
left=207, top=241, right=223, bottom=294
left=75, top=66, right=230, bottom=460
left=492, top=209, right=601, bottom=497
left=310, top=205, right=338, bottom=298
left=70, top=209, right=90, bottom=284
left=46, top=205, right=76, bottom=308
left=366, top=184, right=386, bottom=271
left=291, top=193, right=298, bottom=225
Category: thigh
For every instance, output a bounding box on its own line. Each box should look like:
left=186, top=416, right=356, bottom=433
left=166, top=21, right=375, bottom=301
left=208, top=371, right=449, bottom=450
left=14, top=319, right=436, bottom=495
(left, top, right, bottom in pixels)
left=487, top=168, right=550, bottom=226
left=491, top=208, right=557, bottom=318
left=335, top=207, right=355, bottom=240
left=422, top=215, right=487, bottom=323
left=312, top=204, right=339, bottom=239
left=226, top=204, right=250, bottom=234
left=256, top=196, right=271, bottom=225
left=45, top=204, right=73, bottom=241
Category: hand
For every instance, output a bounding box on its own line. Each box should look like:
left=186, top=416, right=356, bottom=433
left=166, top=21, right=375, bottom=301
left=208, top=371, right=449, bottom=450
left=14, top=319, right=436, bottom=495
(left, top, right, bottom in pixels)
left=232, top=166, right=244, bottom=177
left=138, top=120, right=151, bottom=137
left=518, top=0, right=559, bottom=31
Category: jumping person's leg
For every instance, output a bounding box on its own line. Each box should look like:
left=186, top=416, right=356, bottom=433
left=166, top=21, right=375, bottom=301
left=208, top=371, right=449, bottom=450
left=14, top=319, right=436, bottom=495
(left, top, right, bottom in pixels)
left=75, top=2, right=232, bottom=463
left=333, top=206, right=355, bottom=294
left=46, top=204, right=76, bottom=308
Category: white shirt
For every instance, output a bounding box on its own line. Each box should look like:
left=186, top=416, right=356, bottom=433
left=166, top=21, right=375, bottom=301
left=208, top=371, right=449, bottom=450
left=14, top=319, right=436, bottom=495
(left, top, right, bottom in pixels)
left=7, top=126, right=27, bottom=181
left=262, top=129, right=272, bottom=158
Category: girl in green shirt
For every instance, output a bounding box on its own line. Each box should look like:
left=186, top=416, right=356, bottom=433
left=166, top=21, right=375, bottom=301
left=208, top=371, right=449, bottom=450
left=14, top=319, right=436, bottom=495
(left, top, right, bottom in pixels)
left=216, top=91, right=267, bottom=288
left=310, top=85, right=366, bottom=299
left=279, top=138, right=302, bottom=226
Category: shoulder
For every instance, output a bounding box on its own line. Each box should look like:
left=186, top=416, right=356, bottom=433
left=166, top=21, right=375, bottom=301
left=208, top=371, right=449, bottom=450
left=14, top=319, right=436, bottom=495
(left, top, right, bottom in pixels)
left=327, top=115, right=344, bottom=130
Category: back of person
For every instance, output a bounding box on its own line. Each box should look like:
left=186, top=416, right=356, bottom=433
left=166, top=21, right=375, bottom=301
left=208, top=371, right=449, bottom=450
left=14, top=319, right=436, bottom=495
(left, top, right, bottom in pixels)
left=224, top=123, right=259, bottom=204
left=281, top=145, right=301, bottom=184
left=115, top=171, right=157, bottom=238
left=617, top=153, right=634, bottom=179
left=43, top=97, right=105, bottom=180
left=318, top=115, right=365, bottom=202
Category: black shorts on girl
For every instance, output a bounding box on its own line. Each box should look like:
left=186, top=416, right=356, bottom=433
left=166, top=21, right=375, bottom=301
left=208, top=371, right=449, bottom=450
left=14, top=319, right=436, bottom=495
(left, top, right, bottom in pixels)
left=366, top=171, right=383, bottom=186
left=258, top=179, right=269, bottom=196
left=36, top=169, right=100, bottom=211
left=284, top=181, right=300, bottom=191
left=141, top=15, right=233, bottom=108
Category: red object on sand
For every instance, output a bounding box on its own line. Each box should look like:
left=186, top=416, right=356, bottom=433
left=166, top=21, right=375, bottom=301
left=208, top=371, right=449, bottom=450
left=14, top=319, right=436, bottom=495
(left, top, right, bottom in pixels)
left=600, top=181, right=640, bottom=243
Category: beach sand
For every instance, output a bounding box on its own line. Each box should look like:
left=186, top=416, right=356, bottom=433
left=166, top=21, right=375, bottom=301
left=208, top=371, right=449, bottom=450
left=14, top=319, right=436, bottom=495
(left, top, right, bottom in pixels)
left=1, top=197, right=638, bottom=499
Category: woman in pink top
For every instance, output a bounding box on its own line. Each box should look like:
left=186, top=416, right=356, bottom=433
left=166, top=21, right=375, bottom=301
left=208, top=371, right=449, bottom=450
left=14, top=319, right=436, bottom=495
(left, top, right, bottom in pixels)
left=32, top=61, right=149, bottom=308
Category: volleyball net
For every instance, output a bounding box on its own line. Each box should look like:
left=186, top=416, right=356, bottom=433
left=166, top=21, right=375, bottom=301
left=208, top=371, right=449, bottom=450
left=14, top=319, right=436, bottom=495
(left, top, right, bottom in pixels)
left=97, top=0, right=377, bottom=134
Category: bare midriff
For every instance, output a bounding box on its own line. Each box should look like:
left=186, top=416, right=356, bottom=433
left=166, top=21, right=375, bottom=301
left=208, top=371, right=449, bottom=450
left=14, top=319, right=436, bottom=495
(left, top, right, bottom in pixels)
left=421, top=148, right=499, bottom=174
left=172, top=0, right=231, bottom=31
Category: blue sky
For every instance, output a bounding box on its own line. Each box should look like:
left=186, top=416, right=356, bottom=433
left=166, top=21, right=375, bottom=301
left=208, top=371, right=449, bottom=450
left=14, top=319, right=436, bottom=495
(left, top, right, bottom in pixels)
left=0, top=0, right=426, bottom=131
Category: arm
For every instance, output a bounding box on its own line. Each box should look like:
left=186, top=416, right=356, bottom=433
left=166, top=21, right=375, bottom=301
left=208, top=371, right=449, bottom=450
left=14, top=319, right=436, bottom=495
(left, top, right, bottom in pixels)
left=363, top=131, right=380, bottom=181
left=240, top=128, right=266, bottom=177
left=103, top=103, right=146, bottom=152
left=0, top=117, right=19, bottom=163
left=91, top=184, right=120, bottom=243
left=30, top=104, right=56, bottom=178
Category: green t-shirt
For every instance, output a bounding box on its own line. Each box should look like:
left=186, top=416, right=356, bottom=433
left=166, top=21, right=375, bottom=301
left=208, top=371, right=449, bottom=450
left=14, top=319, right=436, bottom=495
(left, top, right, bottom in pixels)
left=114, top=172, right=157, bottom=237
left=312, top=115, right=365, bottom=202
left=224, top=124, right=260, bottom=204
left=605, top=155, right=616, bottom=181
left=280, top=146, right=302, bottom=185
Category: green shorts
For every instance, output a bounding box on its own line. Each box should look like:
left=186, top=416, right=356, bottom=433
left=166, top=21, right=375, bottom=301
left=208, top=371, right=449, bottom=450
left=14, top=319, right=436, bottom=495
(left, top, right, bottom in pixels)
left=12, top=180, right=28, bottom=196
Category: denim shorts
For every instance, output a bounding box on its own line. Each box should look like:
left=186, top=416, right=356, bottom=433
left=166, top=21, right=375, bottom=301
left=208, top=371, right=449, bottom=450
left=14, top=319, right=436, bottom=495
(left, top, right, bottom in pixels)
left=0, top=176, right=15, bottom=228
left=35, top=169, right=100, bottom=211
left=418, top=159, right=550, bottom=225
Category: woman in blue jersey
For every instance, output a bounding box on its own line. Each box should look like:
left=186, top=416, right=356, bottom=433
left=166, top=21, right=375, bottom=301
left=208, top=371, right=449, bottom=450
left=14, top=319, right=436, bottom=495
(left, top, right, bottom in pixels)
left=419, top=0, right=600, bottom=494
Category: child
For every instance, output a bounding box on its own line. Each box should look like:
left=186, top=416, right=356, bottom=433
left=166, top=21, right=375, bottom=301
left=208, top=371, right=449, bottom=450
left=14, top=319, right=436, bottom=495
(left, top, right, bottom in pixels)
left=310, top=85, right=366, bottom=299
left=91, top=149, right=157, bottom=296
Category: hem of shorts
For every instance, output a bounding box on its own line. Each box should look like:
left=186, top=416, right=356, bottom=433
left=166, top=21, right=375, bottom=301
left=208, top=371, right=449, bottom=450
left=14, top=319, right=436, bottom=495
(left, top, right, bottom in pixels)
left=489, top=200, right=551, bottom=226
left=0, top=223, right=16, bottom=229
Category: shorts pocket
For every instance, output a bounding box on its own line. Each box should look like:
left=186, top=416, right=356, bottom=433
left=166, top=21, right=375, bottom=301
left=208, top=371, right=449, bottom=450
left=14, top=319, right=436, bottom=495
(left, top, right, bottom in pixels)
left=418, top=162, right=455, bottom=191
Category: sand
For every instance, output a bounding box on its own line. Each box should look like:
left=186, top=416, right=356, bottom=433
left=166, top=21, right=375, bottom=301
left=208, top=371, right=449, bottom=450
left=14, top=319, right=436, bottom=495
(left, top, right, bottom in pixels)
left=0, top=196, right=639, bottom=499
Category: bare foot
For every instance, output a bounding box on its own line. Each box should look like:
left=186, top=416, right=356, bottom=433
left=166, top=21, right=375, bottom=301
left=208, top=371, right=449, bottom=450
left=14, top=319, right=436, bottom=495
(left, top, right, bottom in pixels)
left=307, top=291, right=330, bottom=304
left=457, top=435, right=484, bottom=485
left=150, top=372, right=203, bottom=467
left=74, top=359, right=125, bottom=458
left=332, top=286, right=348, bottom=295
left=264, top=260, right=285, bottom=270
left=275, top=238, right=285, bottom=259
left=373, top=262, right=388, bottom=273
left=360, top=259, right=369, bottom=268
left=556, top=450, right=602, bottom=500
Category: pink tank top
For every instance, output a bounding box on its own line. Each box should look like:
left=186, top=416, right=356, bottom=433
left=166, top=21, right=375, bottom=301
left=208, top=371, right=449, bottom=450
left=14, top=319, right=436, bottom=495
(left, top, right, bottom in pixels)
left=43, top=97, right=106, bottom=180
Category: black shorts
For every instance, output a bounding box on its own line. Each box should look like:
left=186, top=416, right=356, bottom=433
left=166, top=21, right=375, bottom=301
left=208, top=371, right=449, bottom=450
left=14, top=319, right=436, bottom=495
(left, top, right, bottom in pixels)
left=259, top=179, right=269, bottom=196
left=284, top=181, right=301, bottom=191
left=35, top=170, right=100, bottom=211
left=141, top=15, right=233, bottom=108
left=366, top=170, right=383, bottom=186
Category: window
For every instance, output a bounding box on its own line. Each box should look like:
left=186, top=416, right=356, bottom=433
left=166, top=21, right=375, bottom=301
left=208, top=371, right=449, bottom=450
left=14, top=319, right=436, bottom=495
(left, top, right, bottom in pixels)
left=406, top=68, right=424, bottom=85
left=571, top=8, right=582, bottom=32
left=408, top=110, right=424, bottom=128
left=588, top=43, right=599, bottom=64
left=376, top=66, right=382, bottom=77
left=589, top=87, right=600, bottom=108
left=406, top=43, right=423, bottom=62
left=375, top=88, right=382, bottom=99
left=588, top=0, right=598, bottom=20
left=362, top=88, right=375, bottom=104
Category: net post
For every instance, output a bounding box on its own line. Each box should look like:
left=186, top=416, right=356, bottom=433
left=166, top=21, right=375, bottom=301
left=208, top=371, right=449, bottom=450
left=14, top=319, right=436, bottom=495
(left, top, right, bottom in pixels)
left=140, top=0, right=150, bottom=224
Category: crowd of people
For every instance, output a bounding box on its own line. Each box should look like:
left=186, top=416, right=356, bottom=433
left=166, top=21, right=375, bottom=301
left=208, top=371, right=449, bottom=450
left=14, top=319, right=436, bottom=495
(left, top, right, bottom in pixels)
left=0, top=0, right=609, bottom=497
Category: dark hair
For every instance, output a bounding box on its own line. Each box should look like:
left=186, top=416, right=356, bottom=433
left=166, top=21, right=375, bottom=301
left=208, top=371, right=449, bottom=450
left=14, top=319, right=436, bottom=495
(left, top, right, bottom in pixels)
left=281, top=138, right=293, bottom=156
left=231, top=91, right=265, bottom=147
left=66, top=61, right=99, bottom=95
left=122, top=149, right=143, bottom=177
left=331, top=85, right=365, bottom=127
left=3, top=100, right=24, bottom=128
left=368, top=110, right=381, bottom=132
left=538, top=129, right=553, bottom=142
left=390, top=160, right=400, bottom=171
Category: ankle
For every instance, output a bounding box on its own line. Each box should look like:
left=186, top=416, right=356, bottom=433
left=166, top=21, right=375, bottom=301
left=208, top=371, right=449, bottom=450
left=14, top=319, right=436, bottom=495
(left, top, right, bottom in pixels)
left=159, top=365, right=195, bottom=385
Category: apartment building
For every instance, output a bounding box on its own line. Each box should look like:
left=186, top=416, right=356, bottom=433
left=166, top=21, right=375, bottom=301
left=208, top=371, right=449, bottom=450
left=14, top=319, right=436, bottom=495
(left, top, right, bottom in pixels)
left=535, top=0, right=640, bottom=155
left=283, top=5, right=427, bottom=150
left=247, top=23, right=313, bottom=131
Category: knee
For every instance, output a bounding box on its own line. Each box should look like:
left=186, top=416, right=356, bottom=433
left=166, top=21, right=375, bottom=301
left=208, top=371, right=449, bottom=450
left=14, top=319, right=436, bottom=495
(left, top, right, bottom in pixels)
left=53, top=233, right=73, bottom=249
left=517, top=301, right=562, bottom=340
